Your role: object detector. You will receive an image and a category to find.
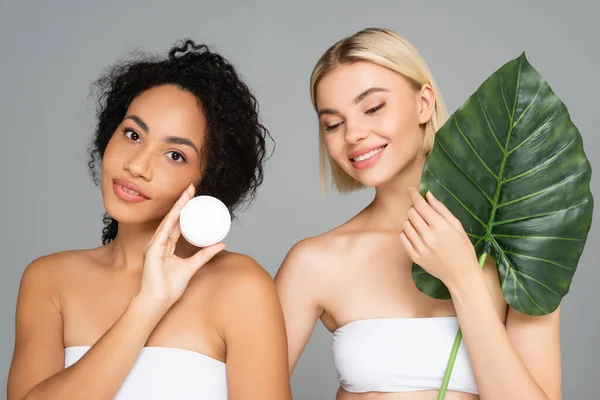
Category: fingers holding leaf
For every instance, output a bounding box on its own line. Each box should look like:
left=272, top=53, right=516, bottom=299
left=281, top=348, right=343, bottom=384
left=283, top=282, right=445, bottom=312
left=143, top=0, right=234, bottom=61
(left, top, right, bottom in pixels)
left=425, top=191, right=463, bottom=232
left=408, top=187, right=441, bottom=227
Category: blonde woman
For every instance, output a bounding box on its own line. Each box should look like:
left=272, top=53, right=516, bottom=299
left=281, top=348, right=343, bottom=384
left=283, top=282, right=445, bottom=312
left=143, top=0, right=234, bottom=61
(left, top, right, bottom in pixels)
left=275, top=28, right=561, bottom=400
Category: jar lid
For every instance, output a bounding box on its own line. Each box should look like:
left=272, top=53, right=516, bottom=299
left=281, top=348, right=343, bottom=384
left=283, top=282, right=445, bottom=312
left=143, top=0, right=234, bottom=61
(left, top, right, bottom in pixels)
left=179, top=195, right=231, bottom=247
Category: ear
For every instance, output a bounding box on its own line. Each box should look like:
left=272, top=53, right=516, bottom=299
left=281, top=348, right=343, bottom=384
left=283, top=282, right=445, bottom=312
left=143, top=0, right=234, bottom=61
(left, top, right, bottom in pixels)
left=417, top=83, right=436, bottom=125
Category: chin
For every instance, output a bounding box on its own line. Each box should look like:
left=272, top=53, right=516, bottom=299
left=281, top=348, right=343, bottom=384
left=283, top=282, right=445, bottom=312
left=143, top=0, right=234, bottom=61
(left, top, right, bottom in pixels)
left=101, top=185, right=159, bottom=226
left=356, top=175, right=392, bottom=188
left=347, top=165, right=397, bottom=188
left=103, top=198, right=153, bottom=225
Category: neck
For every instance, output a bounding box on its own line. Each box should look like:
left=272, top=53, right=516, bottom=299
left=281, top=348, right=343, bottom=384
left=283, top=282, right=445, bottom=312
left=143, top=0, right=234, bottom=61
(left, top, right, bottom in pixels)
left=106, top=220, right=196, bottom=269
left=366, top=154, right=426, bottom=232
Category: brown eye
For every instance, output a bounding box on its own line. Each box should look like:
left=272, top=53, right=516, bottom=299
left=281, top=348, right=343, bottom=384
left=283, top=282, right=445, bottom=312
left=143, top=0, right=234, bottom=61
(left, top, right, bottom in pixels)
left=166, top=151, right=186, bottom=163
left=124, top=129, right=141, bottom=142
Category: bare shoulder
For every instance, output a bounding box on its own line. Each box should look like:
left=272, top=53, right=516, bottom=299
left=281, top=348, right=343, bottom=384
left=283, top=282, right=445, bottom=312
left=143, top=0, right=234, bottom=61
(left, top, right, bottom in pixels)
left=16, top=247, right=105, bottom=316
left=287, top=225, right=356, bottom=258
left=200, top=251, right=282, bottom=328
left=201, top=251, right=276, bottom=298
left=273, top=228, right=365, bottom=328
left=20, top=248, right=101, bottom=287
left=203, top=250, right=271, bottom=278
left=275, top=224, right=363, bottom=281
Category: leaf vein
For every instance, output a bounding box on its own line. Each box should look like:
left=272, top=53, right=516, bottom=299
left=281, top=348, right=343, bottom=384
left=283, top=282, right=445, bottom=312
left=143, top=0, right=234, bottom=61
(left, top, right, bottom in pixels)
left=476, top=93, right=504, bottom=153
left=504, top=136, right=576, bottom=183
left=512, top=269, right=547, bottom=313
left=499, top=73, right=511, bottom=116
left=493, top=200, right=590, bottom=226
left=453, top=116, right=499, bottom=179
left=512, top=56, right=523, bottom=120
left=513, top=270, right=560, bottom=296
left=513, top=83, right=543, bottom=128
left=424, top=167, right=488, bottom=229
left=498, top=171, right=586, bottom=208
left=493, top=234, right=583, bottom=241
left=502, top=250, right=573, bottom=270
left=508, top=106, right=561, bottom=155
left=437, top=140, right=493, bottom=204
left=496, top=237, right=547, bottom=314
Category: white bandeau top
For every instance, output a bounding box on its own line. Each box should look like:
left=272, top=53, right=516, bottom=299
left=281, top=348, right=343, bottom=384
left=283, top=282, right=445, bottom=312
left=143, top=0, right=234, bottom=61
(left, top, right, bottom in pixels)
left=332, top=317, right=479, bottom=395
left=64, top=346, right=228, bottom=399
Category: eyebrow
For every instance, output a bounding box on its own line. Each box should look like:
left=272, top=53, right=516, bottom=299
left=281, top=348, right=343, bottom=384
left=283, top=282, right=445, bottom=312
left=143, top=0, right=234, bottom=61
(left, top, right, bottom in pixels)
left=124, top=115, right=200, bottom=154
left=317, top=87, right=389, bottom=116
left=125, top=115, right=149, bottom=132
left=165, top=136, right=200, bottom=155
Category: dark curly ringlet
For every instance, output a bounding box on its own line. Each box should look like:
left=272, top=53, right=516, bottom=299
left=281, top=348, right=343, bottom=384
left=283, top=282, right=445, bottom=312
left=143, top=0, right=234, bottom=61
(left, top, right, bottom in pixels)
left=87, top=39, right=273, bottom=245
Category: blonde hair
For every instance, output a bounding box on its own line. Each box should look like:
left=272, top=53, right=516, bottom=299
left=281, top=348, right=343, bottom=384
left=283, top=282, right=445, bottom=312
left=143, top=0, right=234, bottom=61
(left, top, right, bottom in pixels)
left=310, top=28, right=449, bottom=194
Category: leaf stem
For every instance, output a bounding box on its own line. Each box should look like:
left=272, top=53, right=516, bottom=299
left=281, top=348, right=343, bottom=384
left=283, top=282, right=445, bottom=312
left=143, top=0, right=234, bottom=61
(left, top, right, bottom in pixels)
left=437, top=252, right=488, bottom=400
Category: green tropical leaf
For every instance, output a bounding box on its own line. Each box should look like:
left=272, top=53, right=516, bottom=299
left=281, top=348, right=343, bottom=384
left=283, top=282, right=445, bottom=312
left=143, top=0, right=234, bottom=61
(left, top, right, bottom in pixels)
left=412, top=52, right=594, bottom=317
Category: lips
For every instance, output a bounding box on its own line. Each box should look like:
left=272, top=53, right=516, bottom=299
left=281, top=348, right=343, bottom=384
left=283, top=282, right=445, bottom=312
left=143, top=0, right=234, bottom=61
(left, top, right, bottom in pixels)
left=348, top=144, right=388, bottom=162
left=113, top=178, right=149, bottom=199
left=346, top=144, right=388, bottom=171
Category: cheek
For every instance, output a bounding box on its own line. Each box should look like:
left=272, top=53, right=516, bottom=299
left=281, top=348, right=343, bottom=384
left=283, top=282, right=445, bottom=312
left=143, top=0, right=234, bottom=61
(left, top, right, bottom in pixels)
left=101, top=135, right=121, bottom=169
left=384, top=112, right=421, bottom=143
left=324, top=134, right=346, bottom=161
left=154, top=163, right=201, bottom=196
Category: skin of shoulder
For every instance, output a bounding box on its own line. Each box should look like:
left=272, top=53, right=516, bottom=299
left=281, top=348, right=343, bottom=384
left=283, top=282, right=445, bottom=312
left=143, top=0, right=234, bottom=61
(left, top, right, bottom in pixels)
left=197, top=250, right=283, bottom=337
left=198, top=251, right=292, bottom=398
left=196, top=250, right=275, bottom=294
left=18, top=248, right=105, bottom=298
left=8, top=248, right=107, bottom=400
left=275, top=220, right=380, bottom=290
left=19, top=247, right=283, bottom=322
left=274, top=227, right=362, bottom=318
left=283, top=225, right=353, bottom=266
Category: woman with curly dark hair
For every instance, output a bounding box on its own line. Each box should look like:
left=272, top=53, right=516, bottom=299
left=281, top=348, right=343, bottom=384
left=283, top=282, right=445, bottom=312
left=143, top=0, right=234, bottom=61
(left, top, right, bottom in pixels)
left=7, top=40, right=292, bottom=400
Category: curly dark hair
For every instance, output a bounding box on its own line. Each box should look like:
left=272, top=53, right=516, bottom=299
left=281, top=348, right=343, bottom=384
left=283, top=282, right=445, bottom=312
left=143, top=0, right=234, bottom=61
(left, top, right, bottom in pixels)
left=87, top=39, right=272, bottom=245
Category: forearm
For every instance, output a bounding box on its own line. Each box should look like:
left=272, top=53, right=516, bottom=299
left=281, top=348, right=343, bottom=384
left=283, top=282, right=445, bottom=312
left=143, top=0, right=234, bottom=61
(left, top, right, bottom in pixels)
left=448, top=271, right=549, bottom=400
left=24, top=296, right=166, bottom=400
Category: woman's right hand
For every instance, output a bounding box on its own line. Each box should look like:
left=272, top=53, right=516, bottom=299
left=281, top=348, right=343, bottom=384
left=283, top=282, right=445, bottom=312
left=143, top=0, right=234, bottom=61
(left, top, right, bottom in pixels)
left=137, top=183, right=226, bottom=311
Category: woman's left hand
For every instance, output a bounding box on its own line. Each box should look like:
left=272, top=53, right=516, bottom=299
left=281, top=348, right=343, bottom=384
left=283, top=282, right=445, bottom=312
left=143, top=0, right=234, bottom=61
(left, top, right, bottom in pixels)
left=400, top=186, right=480, bottom=288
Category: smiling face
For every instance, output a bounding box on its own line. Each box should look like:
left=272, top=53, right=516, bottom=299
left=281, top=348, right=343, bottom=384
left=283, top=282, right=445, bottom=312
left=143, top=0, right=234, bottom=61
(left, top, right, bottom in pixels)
left=100, top=84, right=207, bottom=225
left=315, top=61, right=436, bottom=188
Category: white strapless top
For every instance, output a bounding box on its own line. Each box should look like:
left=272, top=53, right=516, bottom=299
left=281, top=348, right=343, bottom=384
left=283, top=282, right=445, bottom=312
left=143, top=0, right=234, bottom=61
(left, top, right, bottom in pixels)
left=332, top=317, right=478, bottom=395
left=64, top=346, right=228, bottom=399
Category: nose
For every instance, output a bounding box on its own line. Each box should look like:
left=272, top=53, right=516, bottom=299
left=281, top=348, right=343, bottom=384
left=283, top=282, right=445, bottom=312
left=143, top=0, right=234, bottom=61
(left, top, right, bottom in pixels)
left=124, top=148, right=153, bottom=180
left=344, top=121, right=370, bottom=144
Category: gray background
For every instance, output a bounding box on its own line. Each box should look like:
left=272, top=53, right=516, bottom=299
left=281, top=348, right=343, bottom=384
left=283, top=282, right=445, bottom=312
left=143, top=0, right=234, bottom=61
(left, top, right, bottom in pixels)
left=0, top=0, right=598, bottom=399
